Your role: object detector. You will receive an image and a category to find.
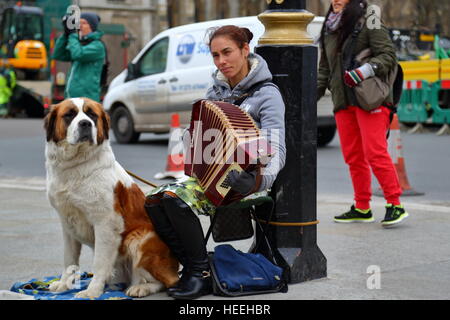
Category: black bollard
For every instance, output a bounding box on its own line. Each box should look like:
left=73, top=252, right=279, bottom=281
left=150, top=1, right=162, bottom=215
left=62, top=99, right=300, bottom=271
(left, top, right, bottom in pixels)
left=254, top=0, right=327, bottom=283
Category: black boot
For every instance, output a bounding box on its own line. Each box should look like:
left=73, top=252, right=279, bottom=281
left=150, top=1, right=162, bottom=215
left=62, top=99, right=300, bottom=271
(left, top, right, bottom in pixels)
left=144, top=197, right=188, bottom=295
left=161, top=194, right=212, bottom=300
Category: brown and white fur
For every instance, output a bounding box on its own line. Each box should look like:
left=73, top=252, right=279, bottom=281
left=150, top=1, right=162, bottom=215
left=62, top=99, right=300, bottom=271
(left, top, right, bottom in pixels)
left=44, top=97, right=179, bottom=298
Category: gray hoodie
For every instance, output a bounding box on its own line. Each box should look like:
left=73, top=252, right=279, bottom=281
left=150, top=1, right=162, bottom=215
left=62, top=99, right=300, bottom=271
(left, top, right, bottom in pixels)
left=205, top=53, right=286, bottom=192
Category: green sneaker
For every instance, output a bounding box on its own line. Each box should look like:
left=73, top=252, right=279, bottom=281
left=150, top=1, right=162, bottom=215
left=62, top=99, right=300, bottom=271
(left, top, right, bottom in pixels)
left=381, top=204, right=409, bottom=227
left=334, top=205, right=374, bottom=223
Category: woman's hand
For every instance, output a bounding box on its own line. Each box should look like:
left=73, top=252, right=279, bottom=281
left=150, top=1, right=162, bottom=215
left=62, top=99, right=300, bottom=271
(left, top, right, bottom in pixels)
left=227, top=170, right=257, bottom=195
left=344, top=63, right=375, bottom=88
left=61, top=14, right=77, bottom=36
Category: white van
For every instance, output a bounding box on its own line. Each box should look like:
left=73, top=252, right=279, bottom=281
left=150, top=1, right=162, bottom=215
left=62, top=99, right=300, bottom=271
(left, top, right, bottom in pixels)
left=103, top=16, right=336, bottom=146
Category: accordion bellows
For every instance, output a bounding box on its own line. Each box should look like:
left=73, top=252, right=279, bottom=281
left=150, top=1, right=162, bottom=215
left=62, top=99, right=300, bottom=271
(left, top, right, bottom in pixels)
left=185, top=100, right=272, bottom=206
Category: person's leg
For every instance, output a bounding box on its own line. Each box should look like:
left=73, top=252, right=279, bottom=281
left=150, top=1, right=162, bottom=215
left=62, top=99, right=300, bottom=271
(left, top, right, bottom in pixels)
left=161, top=193, right=211, bottom=299
left=144, top=195, right=187, bottom=294
left=356, top=106, right=402, bottom=206
left=335, top=106, right=372, bottom=210
left=356, top=106, right=408, bottom=227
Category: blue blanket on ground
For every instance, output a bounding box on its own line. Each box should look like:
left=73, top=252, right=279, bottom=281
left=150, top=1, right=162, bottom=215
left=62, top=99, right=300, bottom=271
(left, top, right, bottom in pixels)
left=10, top=272, right=132, bottom=300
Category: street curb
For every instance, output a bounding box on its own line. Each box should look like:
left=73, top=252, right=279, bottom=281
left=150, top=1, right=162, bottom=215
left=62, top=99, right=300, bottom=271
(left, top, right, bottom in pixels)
left=1, top=177, right=448, bottom=214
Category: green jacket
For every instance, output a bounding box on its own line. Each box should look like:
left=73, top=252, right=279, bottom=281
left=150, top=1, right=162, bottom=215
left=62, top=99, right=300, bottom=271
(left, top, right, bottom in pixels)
left=52, top=31, right=105, bottom=102
left=317, top=18, right=397, bottom=113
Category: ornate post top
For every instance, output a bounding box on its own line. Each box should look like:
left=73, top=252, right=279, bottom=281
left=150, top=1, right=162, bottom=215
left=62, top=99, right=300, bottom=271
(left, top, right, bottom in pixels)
left=258, top=0, right=314, bottom=45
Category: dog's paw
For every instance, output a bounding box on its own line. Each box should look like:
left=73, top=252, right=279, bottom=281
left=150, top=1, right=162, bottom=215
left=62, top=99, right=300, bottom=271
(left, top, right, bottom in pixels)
left=74, top=287, right=103, bottom=299
left=48, top=280, right=69, bottom=292
left=125, top=283, right=163, bottom=298
left=65, top=265, right=80, bottom=275
left=49, top=265, right=81, bottom=292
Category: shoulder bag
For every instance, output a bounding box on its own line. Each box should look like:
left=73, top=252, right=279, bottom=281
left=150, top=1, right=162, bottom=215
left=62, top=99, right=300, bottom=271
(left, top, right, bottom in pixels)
left=344, top=21, right=403, bottom=111
left=353, top=48, right=399, bottom=111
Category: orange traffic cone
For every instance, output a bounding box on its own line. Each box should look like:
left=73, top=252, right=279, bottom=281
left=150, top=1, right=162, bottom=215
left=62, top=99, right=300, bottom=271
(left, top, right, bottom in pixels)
left=375, top=113, right=424, bottom=197
left=154, top=114, right=186, bottom=180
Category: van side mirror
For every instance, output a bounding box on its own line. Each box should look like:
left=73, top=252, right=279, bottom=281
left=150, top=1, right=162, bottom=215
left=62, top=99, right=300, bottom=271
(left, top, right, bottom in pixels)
left=125, top=62, right=139, bottom=82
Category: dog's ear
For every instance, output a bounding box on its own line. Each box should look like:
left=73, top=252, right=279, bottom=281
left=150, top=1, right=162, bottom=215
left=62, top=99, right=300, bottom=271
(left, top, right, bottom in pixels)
left=94, top=101, right=110, bottom=144
left=44, top=105, right=58, bottom=142
left=101, top=109, right=110, bottom=141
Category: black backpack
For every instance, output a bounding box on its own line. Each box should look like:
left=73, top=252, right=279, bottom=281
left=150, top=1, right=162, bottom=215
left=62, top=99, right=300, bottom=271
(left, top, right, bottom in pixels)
left=100, top=40, right=109, bottom=88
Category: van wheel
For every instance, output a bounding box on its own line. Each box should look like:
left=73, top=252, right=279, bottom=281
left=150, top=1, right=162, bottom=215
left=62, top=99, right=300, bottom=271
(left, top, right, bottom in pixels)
left=318, top=126, right=336, bottom=147
left=111, top=105, right=141, bottom=144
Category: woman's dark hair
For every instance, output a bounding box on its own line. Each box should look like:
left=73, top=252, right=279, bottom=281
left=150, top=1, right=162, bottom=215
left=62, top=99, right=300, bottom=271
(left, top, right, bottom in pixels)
left=207, top=25, right=253, bottom=49
left=320, top=0, right=368, bottom=52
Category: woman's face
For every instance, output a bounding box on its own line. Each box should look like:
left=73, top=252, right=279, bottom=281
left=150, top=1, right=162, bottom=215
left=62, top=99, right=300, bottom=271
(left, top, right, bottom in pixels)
left=331, top=0, right=350, bottom=13
left=210, top=35, right=250, bottom=87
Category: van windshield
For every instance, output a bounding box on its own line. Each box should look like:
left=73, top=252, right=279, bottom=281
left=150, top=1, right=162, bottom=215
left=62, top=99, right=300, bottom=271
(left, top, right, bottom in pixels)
left=140, top=37, right=169, bottom=76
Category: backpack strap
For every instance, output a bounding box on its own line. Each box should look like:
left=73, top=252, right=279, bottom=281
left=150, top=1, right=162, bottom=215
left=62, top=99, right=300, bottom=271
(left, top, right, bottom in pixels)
left=216, top=80, right=278, bottom=106
left=342, top=18, right=365, bottom=106
left=100, top=39, right=109, bottom=66
left=343, top=18, right=365, bottom=71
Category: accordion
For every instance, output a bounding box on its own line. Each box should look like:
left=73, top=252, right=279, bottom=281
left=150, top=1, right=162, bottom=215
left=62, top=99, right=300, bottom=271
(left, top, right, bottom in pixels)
left=184, top=100, right=272, bottom=206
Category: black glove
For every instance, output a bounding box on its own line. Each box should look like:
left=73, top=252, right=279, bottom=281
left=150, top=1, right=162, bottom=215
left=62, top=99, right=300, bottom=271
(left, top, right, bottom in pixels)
left=227, top=170, right=257, bottom=196
left=62, top=14, right=77, bottom=36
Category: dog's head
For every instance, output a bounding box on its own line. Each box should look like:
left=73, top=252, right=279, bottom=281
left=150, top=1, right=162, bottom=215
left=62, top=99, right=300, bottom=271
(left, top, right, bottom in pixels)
left=44, top=98, right=110, bottom=145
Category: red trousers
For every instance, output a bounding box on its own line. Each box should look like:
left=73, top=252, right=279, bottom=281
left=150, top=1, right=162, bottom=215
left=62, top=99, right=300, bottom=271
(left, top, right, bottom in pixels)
left=335, top=106, right=402, bottom=210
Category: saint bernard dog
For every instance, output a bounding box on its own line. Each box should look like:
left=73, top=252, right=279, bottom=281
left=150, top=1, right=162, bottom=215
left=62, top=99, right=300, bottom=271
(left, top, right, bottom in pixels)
left=44, top=97, right=179, bottom=298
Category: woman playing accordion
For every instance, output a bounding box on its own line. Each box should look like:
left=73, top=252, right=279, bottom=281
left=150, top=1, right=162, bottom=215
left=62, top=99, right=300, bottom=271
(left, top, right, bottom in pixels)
left=144, top=25, right=286, bottom=300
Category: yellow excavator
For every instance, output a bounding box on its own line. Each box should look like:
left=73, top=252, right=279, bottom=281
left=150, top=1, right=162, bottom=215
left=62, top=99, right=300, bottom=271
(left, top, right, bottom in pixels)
left=0, top=4, right=47, bottom=79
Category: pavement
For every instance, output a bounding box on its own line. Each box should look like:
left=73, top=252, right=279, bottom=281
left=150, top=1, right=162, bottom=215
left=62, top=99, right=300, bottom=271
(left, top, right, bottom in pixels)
left=1, top=177, right=450, bottom=301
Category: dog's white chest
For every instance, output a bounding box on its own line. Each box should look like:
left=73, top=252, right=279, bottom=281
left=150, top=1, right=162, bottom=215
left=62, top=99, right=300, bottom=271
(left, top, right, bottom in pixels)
left=65, top=208, right=95, bottom=246
left=48, top=182, right=97, bottom=246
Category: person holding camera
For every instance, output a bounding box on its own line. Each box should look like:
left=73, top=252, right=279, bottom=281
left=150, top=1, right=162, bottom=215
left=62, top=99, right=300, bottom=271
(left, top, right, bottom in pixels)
left=52, top=12, right=105, bottom=102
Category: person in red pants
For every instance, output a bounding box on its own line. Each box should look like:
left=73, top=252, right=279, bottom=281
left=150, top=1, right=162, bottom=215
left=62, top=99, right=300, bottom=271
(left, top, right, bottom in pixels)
left=317, top=0, right=408, bottom=227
